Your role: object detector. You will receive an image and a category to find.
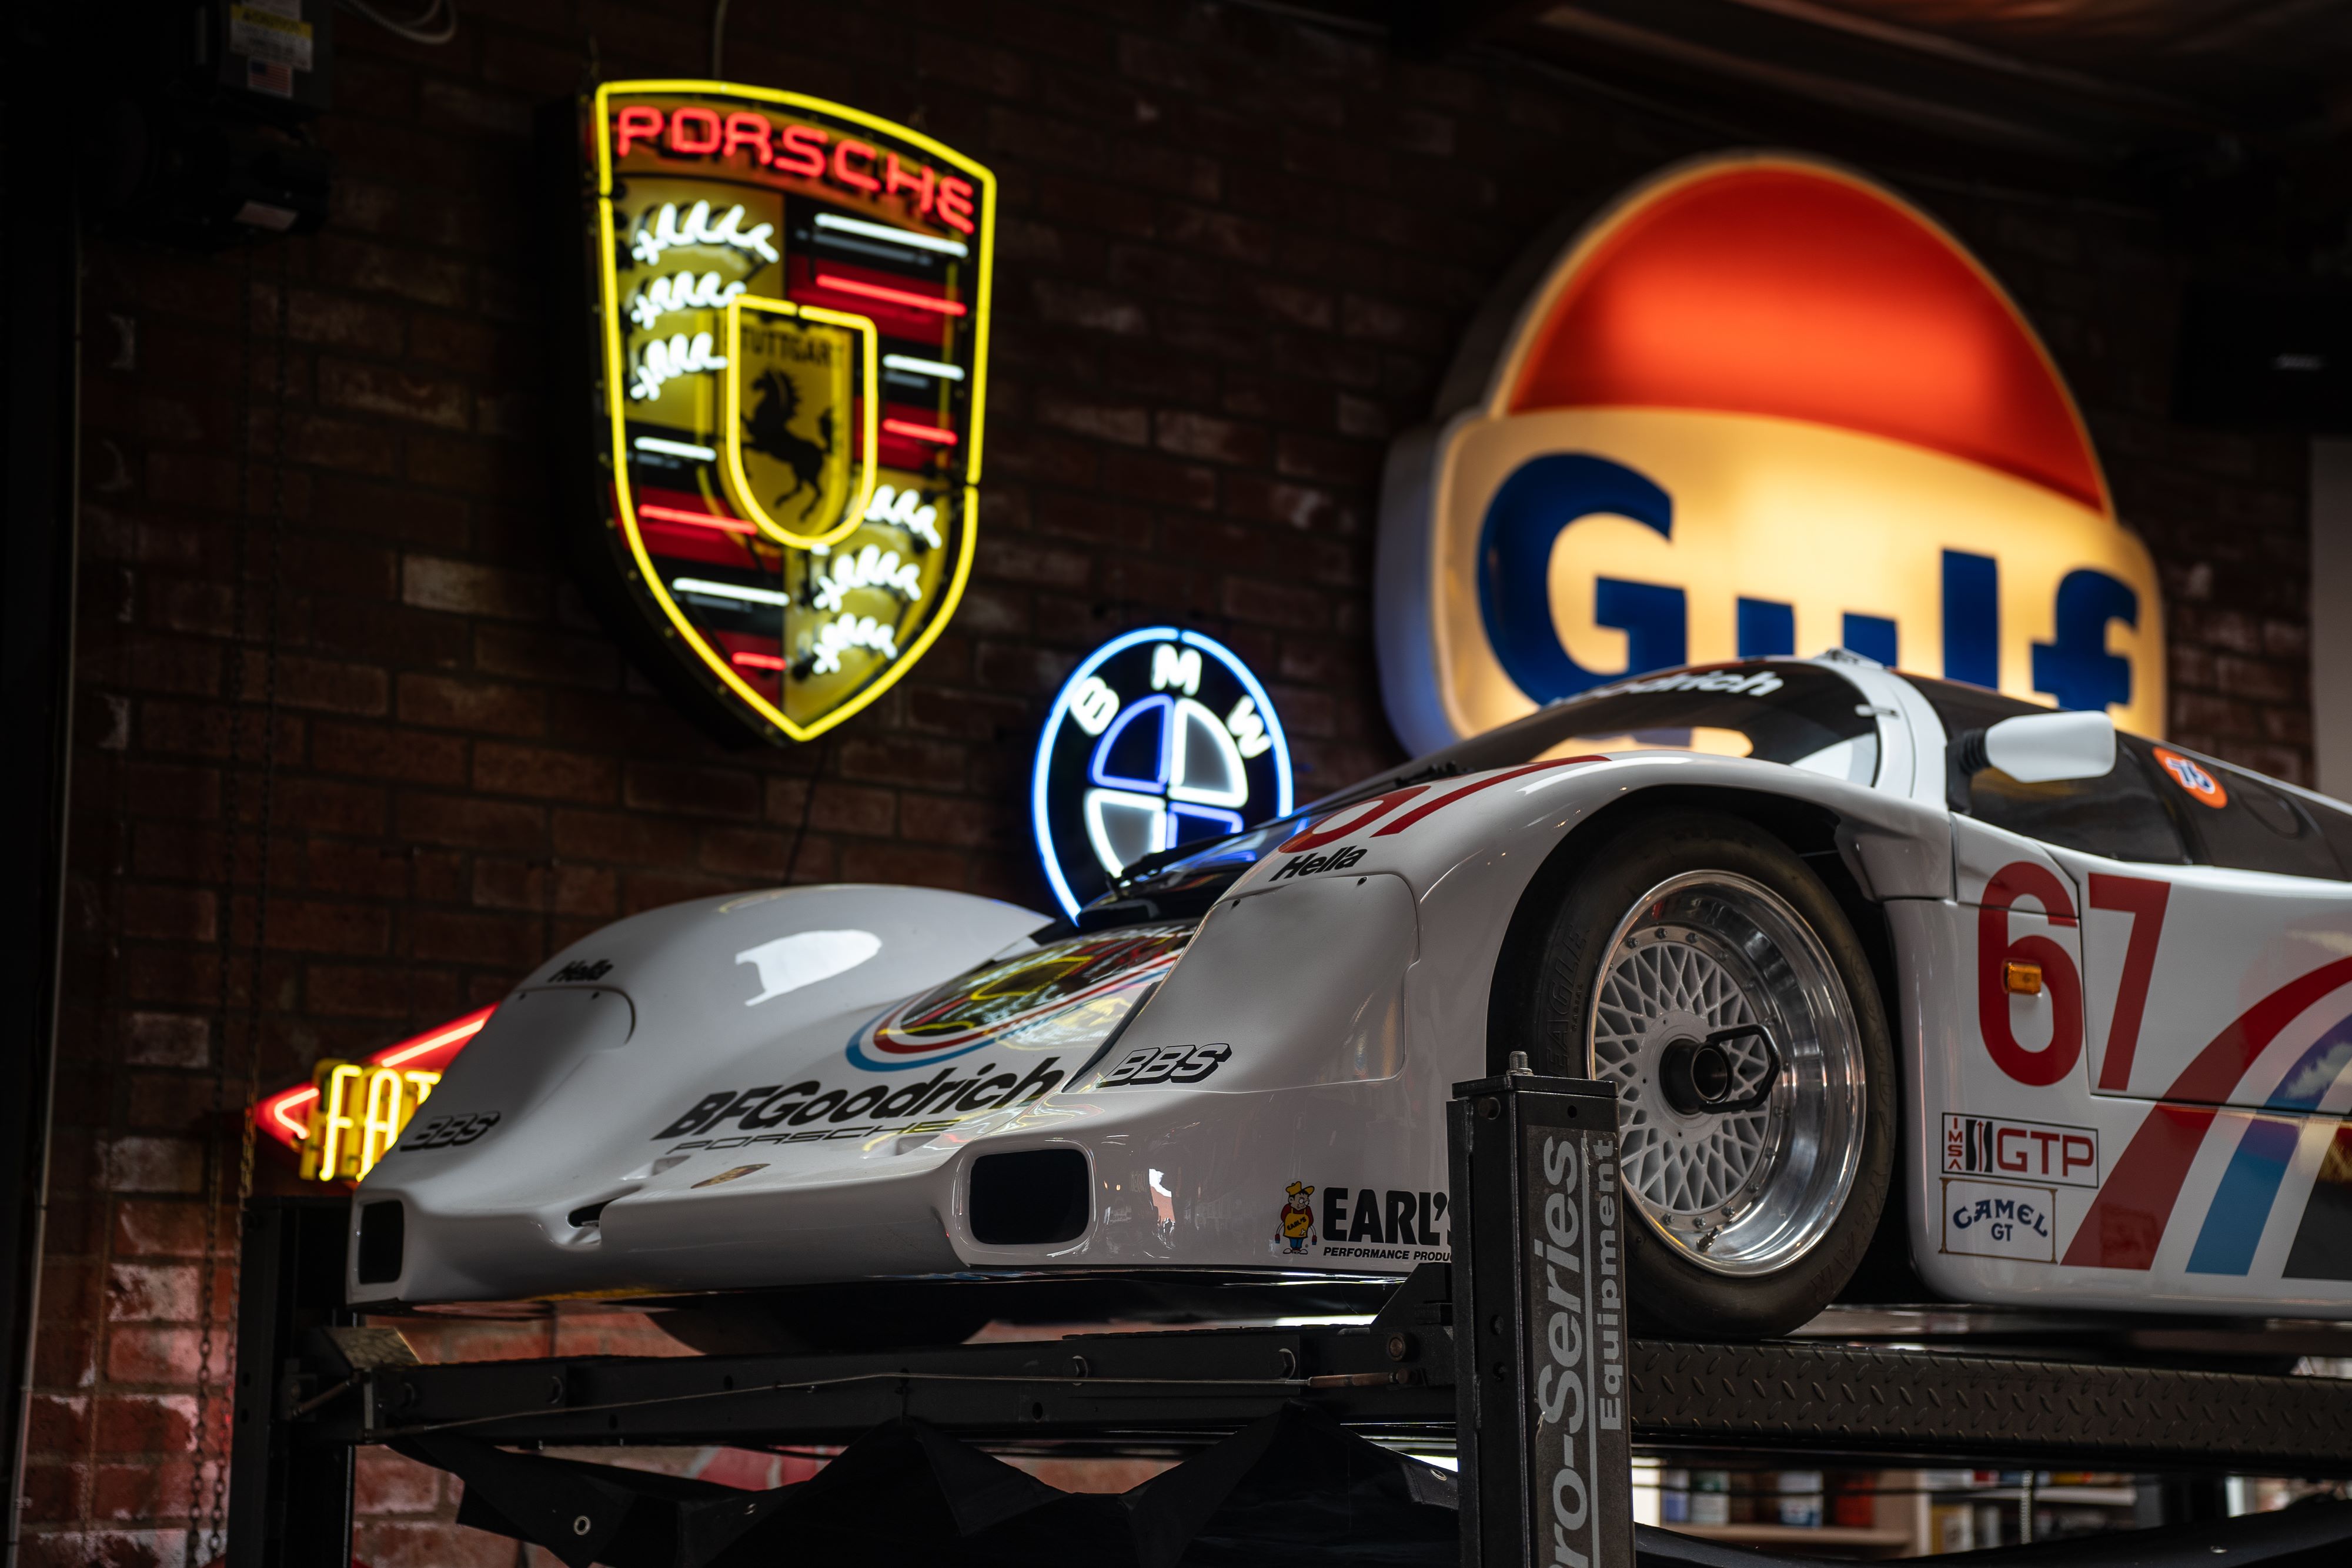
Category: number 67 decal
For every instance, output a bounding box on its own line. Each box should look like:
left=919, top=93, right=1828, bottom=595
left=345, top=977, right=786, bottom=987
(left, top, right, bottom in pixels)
left=1977, top=862, right=2169, bottom=1089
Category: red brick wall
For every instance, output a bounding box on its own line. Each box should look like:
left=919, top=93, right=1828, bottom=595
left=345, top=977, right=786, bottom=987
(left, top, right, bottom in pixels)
left=28, top=1, right=2312, bottom=1562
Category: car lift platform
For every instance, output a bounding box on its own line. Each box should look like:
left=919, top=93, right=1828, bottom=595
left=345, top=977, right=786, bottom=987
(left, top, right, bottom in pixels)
left=306, top=1301, right=2352, bottom=1479
left=228, top=1078, right=2352, bottom=1566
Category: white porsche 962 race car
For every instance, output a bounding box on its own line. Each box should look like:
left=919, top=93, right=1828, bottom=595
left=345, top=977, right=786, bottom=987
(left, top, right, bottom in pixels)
left=350, top=653, right=2352, bottom=1345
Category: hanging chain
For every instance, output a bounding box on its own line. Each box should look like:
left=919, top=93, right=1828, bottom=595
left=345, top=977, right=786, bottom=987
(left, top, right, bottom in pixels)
left=183, top=235, right=291, bottom=1567
left=185, top=238, right=258, bottom=1568
left=219, top=236, right=291, bottom=1565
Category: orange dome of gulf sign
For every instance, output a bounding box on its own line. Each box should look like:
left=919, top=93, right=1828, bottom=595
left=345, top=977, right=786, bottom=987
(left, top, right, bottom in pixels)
left=1375, top=152, right=2163, bottom=754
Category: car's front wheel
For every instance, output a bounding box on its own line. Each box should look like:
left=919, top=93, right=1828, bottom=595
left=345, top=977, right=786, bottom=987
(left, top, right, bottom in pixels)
left=1500, top=811, right=1894, bottom=1339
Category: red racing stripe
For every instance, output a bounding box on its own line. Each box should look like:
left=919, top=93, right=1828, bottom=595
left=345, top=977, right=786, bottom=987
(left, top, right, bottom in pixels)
left=1369, top=756, right=1610, bottom=837
left=2062, top=954, right=2352, bottom=1269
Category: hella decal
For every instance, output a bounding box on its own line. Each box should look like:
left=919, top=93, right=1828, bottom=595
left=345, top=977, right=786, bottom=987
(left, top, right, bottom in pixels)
left=1267, top=845, right=1367, bottom=882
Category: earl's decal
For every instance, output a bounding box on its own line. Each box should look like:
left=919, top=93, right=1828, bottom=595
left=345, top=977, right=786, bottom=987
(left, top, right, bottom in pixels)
left=1377, top=152, right=2163, bottom=753
left=569, top=81, right=993, bottom=743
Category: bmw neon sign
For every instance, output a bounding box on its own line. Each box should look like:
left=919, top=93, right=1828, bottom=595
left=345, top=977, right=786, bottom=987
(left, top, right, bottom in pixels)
left=1031, top=628, right=1292, bottom=918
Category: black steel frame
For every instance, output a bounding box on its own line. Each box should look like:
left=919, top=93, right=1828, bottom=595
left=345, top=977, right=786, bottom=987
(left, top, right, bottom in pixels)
left=229, top=1122, right=2352, bottom=1566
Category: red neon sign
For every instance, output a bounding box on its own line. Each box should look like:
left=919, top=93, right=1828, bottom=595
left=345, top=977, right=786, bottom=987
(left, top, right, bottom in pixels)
left=610, top=107, right=977, bottom=233
left=253, top=1005, right=496, bottom=1153
left=813, top=272, right=968, bottom=316
left=667, top=106, right=723, bottom=156
left=639, top=502, right=757, bottom=535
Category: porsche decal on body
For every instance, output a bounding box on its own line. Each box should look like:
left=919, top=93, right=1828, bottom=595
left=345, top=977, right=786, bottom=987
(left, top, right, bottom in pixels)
left=846, top=925, right=1190, bottom=1071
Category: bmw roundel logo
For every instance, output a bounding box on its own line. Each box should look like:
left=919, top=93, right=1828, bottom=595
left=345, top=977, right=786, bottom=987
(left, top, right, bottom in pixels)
left=1031, top=628, right=1292, bottom=917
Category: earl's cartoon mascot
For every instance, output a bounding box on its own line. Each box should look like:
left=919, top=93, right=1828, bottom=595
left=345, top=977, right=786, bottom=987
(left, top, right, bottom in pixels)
left=1280, top=1182, right=1317, bottom=1253
left=1377, top=152, right=2163, bottom=754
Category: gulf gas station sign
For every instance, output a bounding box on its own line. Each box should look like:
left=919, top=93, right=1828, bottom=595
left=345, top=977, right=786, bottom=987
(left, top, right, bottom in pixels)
left=1377, top=152, right=2163, bottom=754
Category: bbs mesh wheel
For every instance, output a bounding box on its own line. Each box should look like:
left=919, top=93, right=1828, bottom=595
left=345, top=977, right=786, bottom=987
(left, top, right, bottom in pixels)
left=1501, top=810, right=1894, bottom=1338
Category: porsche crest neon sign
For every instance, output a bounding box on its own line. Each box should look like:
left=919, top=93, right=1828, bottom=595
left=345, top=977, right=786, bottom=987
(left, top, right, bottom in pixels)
left=573, top=81, right=994, bottom=742
left=1377, top=153, right=2165, bottom=754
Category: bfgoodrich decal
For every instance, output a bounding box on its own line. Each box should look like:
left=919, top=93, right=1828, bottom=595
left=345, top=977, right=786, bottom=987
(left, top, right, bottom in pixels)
left=652, top=1058, right=1068, bottom=1145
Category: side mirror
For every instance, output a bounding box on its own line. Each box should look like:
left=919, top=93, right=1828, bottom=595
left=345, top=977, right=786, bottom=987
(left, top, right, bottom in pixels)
left=1953, top=710, right=2116, bottom=784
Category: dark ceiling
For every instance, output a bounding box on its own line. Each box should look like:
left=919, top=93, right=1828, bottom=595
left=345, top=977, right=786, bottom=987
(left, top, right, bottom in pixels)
left=1325, top=0, right=2352, bottom=271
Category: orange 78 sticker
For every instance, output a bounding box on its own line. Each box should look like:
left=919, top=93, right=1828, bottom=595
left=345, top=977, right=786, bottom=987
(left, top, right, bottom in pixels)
left=2151, top=747, right=2227, bottom=808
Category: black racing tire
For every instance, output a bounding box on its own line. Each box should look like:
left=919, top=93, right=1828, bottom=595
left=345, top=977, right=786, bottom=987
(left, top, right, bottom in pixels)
left=1498, top=810, right=1895, bottom=1340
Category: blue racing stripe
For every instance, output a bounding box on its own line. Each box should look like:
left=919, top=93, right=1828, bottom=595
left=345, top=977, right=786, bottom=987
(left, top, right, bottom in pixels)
left=2186, top=1118, right=2301, bottom=1274
left=2183, top=1011, right=2352, bottom=1275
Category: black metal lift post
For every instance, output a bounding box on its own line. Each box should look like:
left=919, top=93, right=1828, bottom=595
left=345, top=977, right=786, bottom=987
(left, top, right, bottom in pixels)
left=1451, top=1070, right=1634, bottom=1568
left=226, top=1197, right=357, bottom=1568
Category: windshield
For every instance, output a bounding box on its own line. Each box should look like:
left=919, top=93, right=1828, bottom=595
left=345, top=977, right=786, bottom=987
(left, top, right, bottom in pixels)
left=1085, top=661, right=1877, bottom=924
left=1345, top=664, right=1879, bottom=800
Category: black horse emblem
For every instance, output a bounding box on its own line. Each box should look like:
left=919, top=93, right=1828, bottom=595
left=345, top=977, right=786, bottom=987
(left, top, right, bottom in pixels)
left=743, top=369, right=838, bottom=524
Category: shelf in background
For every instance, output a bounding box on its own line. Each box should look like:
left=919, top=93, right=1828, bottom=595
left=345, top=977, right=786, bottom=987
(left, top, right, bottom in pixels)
left=1665, top=1523, right=1915, bottom=1559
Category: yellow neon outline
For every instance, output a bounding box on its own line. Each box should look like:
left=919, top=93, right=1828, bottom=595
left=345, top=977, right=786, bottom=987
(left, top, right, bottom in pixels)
left=316, top=1062, right=363, bottom=1181
left=590, top=80, right=995, bottom=742
left=719, top=297, right=878, bottom=549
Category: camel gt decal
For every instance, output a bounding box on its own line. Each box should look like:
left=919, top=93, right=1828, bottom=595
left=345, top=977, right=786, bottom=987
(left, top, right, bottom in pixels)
left=1943, top=1178, right=2056, bottom=1262
left=847, top=924, right=1191, bottom=1070
left=572, top=81, right=993, bottom=743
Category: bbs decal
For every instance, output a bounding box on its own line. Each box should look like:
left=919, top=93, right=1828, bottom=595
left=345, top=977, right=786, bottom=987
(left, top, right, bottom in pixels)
left=1099, top=1043, right=1230, bottom=1088
left=394, top=1112, right=502, bottom=1152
